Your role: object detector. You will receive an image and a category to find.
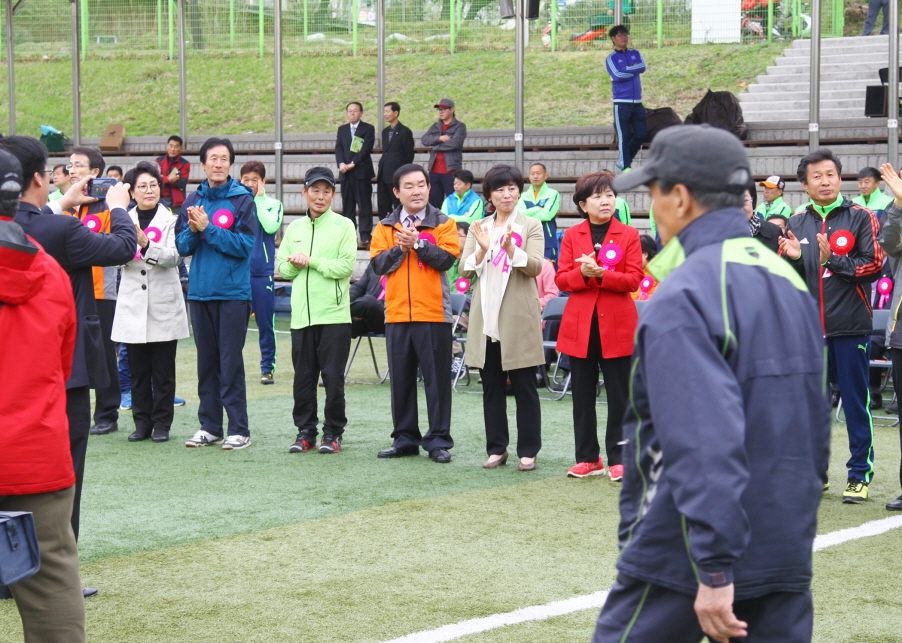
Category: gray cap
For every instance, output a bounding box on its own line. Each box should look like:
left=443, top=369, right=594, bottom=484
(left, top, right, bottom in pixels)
left=434, top=98, right=455, bottom=109
left=613, top=124, right=751, bottom=195
left=0, top=149, right=23, bottom=200
left=304, top=166, right=335, bottom=187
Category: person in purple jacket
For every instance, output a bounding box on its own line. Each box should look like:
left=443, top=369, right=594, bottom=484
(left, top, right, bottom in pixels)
left=606, top=24, right=647, bottom=172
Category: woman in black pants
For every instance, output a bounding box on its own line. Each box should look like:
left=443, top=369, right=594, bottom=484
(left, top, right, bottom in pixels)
left=554, top=171, right=643, bottom=481
left=111, top=162, right=190, bottom=442
left=459, top=165, right=546, bottom=471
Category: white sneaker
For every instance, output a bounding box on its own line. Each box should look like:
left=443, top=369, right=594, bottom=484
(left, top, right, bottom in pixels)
left=222, top=435, right=251, bottom=450
left=185, top=430, right=224, bottom=447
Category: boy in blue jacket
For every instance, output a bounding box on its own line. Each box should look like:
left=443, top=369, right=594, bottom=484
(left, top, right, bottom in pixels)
left=176, top=138, right=258, bottom=450
left=606, top=24, right=647, bottom=171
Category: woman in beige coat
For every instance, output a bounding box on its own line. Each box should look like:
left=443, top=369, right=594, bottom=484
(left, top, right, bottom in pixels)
left=111, top=162, right=189, bottom=443
left=460, top=165, right=545, bottom=471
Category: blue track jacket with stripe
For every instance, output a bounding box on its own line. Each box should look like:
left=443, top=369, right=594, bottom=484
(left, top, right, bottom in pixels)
left=606, top=48, right=646, bottom=103
left=616, top=208, right=830, bottom=599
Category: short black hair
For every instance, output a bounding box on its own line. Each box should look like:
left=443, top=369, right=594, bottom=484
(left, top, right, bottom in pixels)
left=106, top=165, right=123, bottom=177
left=52, top=163, right=67, bottom=175
left=797, top=149, right=842, bottom=184
left=454, top=169, right=475, bottom=185
left=123, top=161, right=163, bottom=195
left=766, top=214, right=788, bottom=223
left=639, top=234, right=658, bottom=260
left=456, top=221, right=470, bottom=234
left=0, top=136, right=48, bottom=188
left=392, top=163, right=429, bottom=190
left=529, top=162, right=547, bottom=172
left=384, top=102, right=401, bottom=114
left=168, top=135, right=184, bottom=146
left=609, top=24, right=629, bottom=39
left=858, top=166, right=881, bottom=181
left=347, top=101, right=363, bottom=112
left=482, top=165, right=524, bottom=197
left=199, top=137, right=235, bottom=165
left=573, top=171, right=617, bottom=217
left=72, top=146, right=105, bottom=175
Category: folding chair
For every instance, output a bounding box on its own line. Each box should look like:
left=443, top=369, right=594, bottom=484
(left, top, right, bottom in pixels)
left=537, top=296, right=571, bottom=401
left=836, top=308, right=899, bottom=427
left=344, top=333, right=390, bottom=385
left=450, top=293, right=474, bottom=392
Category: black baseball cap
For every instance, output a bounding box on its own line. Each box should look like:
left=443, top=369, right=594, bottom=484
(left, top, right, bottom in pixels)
left=613, top=124, right=751, bottom=195
left=304, top=166, right=336, bottom=187
left=0, top=149, right=23, bottom=200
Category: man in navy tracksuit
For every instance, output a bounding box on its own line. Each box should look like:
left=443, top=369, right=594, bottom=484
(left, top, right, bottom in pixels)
left=594, top=126, right=830, bottom=643
left=176, top=138, right=258, bottom=450
left=780, top=149, right=884, bottom=504
left=606, top=24, right=647, bottom=171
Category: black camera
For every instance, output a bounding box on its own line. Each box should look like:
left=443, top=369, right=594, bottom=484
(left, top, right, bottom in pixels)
left=88, top=177, right=118, bottom=199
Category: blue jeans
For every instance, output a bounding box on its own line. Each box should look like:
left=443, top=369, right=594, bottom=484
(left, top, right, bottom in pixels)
left=118, top=343, right=131, bottom=394
left=863, top=0, right=889, bottom=35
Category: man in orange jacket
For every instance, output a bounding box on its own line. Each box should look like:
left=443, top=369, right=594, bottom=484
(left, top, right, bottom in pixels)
left=371, top=164, right=459, bottom=463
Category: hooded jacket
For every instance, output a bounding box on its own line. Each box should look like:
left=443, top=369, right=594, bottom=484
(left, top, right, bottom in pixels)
left=252, top=190, right=284, bottom=277
left=0, top=219, right=77, bottom=496
left=785, top=196, right=884, bottom=337
left=617, top=207, right=829, bottom=599
left=176, top=177, right=258, bottom=301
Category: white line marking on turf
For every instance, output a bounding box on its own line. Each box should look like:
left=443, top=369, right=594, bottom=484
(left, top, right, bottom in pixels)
left=381, top=515, right=902, bottom=643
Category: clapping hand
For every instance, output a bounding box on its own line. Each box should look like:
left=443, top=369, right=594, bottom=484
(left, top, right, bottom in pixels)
left=187, top=206, right=209, bottom=233
left=576, top=254, right=605, bottom=278
left=135, top=224, right=149, bottom=249
left=471, top=219, right=491, bottom=254
left=880, top=163, right=902, bottom=204
left=816, top=232, right=831, bottom=264
left=394, top=225, right=418, bottom=253
left=778, top=230, right=802, bottom=259
left=500, top=223, right=516, bottom=259
left=287, top=252, right=310, bottom=269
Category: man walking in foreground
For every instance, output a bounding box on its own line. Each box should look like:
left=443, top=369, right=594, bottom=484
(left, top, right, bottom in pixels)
left=593, top=125, right=830, bottom=643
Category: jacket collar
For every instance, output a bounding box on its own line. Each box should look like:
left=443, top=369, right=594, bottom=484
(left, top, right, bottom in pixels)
left=648, top=207, right=747, bottom=282
left=196, top=177, right=253, bottom=201
left=17, top=201, right=43, bottom=216
left=381, top=203, right=444, bottom=228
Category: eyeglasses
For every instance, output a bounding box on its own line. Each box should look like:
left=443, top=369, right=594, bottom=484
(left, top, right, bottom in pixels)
left=134, top=183, right=160, bottom=192
left=65, top=163, right=89, bottom=171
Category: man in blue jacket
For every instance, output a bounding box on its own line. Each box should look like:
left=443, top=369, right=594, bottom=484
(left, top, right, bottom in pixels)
left=593, top=125, right=830, bottom=643
left=176, top=138, right=258, bottom=450
left=606, top=24, right=647, bottom=171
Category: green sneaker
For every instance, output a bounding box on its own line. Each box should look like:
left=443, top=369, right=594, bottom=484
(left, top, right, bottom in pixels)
left=842, top=478, right=868, bottom=504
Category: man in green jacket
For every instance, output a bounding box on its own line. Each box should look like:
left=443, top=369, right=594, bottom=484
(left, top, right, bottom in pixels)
left=854, top=166, right=894, bottom=221
left=276, top=167, right=357, bottom=455
left=517, top=163, right=562, bottom=263
left=754, top=175, right=792, bottom=221
left=241, top=161, right=285, bottom=385
left=441, top=169, right=484, bottom=224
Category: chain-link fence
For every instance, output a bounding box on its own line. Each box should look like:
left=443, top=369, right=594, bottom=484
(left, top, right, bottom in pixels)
left=0, top=0, right=847, bottom=60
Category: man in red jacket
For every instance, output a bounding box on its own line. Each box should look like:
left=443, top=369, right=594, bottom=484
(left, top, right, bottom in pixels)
left=0, top=150, right=85, bottom=642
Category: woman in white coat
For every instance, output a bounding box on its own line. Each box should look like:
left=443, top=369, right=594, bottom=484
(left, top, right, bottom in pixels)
left=112, top=162, right=189, bottom=442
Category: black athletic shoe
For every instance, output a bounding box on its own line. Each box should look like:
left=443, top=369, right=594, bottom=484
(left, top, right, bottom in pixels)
left=289, top=437, right=316, bottom=453
left=318, top=435, right=342, bottom=453
left=261, top=372, right=274, bottom=385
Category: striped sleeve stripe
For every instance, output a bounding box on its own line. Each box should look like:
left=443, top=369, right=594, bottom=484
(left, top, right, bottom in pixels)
left=854, top=206, right=885, bottom=276
left=606, top=54, right=632, bottom=79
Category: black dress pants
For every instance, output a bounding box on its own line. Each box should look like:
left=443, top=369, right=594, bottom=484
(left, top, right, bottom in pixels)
left=190, top=300, right=251, bottom=437
left=480, top=339, right=541, bottom=458
left=341, top=173, right=374, bottom=240
left=385, top=321, right=454, bottom=452
left=892, top=348, right=902, bottom=490
left=93, top=298, right=120, bottom=425
left=127, top=340, right=178, bottom=434
left=66, top=385, right=91, bottom=541
left=593, top=573, right=813, bottom=643
left=350, top=295, right=386, bottom=337
left=291, top=324, right=352, bottom=440
left=377, top=180, right=400, bottom=218
left=569, top=320, right=631, bottom=465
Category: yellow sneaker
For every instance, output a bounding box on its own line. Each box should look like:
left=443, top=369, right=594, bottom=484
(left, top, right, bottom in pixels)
left=842, top=478, right=868, bottom=504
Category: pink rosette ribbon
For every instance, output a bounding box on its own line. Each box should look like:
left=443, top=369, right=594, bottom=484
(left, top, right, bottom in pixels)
left=82, top=214, right=102, bottom=232
left=491, top=231, right=523, bottom=273
left=598, top=242, right=623, bottom=271
left=144, top=226, right=162, bottom=243
left=212, top=209, right=234, bottom=229
left=455, top=278, right=471, bottom=293
left=416, top=232, right=436, bottom=269
left=377, top=276, right=387, bottom=300
left=877, top=277, right=893, bottom=309
left=638, top=275, right=656, bottom=301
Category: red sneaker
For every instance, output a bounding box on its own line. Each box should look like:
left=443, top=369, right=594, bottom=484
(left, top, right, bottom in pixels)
left=608, top=464, right=624, bottom=482
left=567, top=458, right=605, bottom=478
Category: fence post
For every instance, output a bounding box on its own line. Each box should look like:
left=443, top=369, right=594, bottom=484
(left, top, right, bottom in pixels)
left=551, top=0, right=556, bottom=52
left=5, top=0, right=14, bottom=136
left=80, top=0, right=88, bottom=60
left=450, top=0, right=456, bottom=54
left=168, top=0, right=174, bottom=59
left=656, top=0, right=663, bottom=47
left=157, top=0, right=163, bottom=49
left=767, top=0, right=773, bottom=42
left=352, top=0, right=358, bottom=55
left=229, top=0, right=235, bottom=47
left=303, top=0, right=308, bottom=43
left=259, top=0, right=264, bottom=57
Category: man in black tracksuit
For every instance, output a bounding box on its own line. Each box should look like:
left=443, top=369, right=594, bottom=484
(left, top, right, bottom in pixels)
left=781, top=149, right=884, bottom=504
left=595, top=126, right=830, bottom=643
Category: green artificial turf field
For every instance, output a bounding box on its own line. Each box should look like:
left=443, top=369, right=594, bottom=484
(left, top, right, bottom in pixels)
left=2, top=315, right=901, bottom=642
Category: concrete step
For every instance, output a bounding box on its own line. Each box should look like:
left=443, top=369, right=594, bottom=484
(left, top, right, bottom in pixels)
left=791, top=35, right=900, bottom=48
left=740, top=89, right=870, bottom=103
left=741, top=108, right=877, bottom=121
left=745, top=79, right=874, bottom=94
left=742, top=98, right=873, bottom=111
left=764, top=61, right=880, bottom=76
left=774, top=52, right=886, bottom=66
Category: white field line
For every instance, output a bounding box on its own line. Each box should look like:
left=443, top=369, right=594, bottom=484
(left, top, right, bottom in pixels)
left=381, top=515, right=902, bottom=643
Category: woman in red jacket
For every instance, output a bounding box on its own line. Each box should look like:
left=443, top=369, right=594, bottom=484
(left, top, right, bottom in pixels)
left=555, top=171, right=643, bottom=481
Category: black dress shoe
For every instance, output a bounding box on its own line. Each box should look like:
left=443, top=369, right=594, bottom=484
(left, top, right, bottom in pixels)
left=887, top=495, right=902, bottom=511
left=888, top=401, right=899, bottom=415
left=83, top=587, right=98, bottom=598
left=128, top=429, right=151, bottom=442
left=90, top=422, right=118, bottom=435
left=152, top=428, right=170, bottom=443
left=377, top=446, right=419, bottom=458
left=429, top=448, right=451, bottom=463
left=0, top=584, right=11, bottom=600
